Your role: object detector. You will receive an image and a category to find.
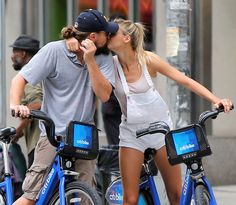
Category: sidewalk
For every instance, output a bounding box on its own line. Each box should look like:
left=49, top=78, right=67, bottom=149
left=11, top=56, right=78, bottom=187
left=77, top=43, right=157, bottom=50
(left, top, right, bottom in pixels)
left=155, top=173, right=236, bottom=205
left=213, top=185, right=236, bottom=205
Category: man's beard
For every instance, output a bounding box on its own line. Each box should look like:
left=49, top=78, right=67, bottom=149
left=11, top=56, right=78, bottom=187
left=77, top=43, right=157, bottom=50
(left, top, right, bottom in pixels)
left=95, top=43, right=110, bottom=56
left=12, top=57, right=23, bottom=71
left=13, top=64, right=22, bottom=71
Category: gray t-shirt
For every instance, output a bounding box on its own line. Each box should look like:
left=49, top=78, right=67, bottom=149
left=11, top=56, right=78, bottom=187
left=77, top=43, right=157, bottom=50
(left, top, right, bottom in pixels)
left=20, top=40, right=115, bottom=136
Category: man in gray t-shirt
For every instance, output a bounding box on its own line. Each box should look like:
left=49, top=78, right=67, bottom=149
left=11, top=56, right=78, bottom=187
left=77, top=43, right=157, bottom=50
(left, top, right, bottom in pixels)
left=10, top=9, right=118, bottom=204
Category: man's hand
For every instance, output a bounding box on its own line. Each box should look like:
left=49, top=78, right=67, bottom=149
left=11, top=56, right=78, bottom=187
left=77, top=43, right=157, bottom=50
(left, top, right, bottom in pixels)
left=11, top=105, right=30, bottom=118
left=80, top=39, right=97, bottom=63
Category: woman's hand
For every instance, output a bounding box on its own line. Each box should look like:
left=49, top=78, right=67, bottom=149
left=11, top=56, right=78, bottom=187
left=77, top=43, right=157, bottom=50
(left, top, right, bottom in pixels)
left=214, top=99, right=233, bottom=112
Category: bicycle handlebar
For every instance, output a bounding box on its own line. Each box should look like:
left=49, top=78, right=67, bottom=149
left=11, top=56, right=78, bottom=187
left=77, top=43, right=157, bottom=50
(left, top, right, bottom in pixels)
left=136, top=105, right=234, bottom=138
left=198, top=105, right=234, bottom=125
left=30, top=110, right=59, bottom=147
left=136, top=121, right=170, bottom=138
left=12, top=109, right=59, bottom=147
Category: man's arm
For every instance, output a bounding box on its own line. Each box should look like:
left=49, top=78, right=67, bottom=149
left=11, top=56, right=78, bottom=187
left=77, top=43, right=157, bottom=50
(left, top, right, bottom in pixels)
left=10, top=73, right=30, bottom=117
left=86, top=58, right=113, bottom=102
left=80, top=39, right=113, bottom=102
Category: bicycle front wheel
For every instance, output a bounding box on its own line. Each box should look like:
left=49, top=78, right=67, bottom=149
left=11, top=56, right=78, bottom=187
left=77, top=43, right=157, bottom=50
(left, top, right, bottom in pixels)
left=0, top=190, right=6, bottom=205
left=195, top=184, right=210, bottom=205
left=48, top=181, right=102, bottom=205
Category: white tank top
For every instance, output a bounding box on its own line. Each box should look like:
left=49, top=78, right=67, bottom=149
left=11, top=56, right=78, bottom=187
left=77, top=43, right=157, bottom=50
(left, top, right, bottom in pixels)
left=114, top=57, right=151, bottom=116
left=113, top=55, right=172, bottom=127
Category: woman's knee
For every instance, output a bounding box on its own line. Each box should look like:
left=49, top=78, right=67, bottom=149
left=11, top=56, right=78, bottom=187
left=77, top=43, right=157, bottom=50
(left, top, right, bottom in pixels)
left=123, top=193, right=139, bottom=205
left=167, top=188, right=181, bottom=205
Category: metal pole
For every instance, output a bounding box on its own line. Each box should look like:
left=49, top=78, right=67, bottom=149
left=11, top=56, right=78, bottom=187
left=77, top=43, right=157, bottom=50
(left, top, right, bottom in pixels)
left=38, top=0, right=44, bottom=45
left=166, top=0, right=192, bottom=128
left=0, top=0, right=6, bottom=127
left=67, top=0, right=73, bottom=25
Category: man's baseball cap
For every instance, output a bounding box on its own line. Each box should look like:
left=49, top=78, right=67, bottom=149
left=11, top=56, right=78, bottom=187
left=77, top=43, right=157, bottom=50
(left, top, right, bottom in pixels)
left=74, top=9, right=119, bottom=34
left=9, top=34, right=40, bottom=52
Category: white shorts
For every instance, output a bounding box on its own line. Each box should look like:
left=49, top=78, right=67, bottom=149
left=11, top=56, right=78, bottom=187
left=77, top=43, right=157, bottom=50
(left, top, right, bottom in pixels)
left=119, top=119, right=166, bottom=153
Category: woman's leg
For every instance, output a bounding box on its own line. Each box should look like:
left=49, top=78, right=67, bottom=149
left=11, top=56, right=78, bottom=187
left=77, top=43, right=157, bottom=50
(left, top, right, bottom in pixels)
left=154, top=146, right=182, bottom=205
left=119, top=147, right=144, bottom=205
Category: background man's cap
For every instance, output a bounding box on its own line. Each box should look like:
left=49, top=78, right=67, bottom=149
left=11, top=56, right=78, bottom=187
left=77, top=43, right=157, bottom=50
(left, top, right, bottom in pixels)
left=9, top=34, right=40, bottom=52
left=74, top=9, right=118, bottom=34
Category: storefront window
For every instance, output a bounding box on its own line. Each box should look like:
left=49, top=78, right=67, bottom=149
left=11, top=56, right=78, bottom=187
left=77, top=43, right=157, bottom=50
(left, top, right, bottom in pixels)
left=109, top=0, right=128, bottom=19
left=108, top=0, right=154, bottom=50
left=44, top=0, right=67, bottom=42
left=77, top=0, right=97, bottom=12
left=139, top=0, right=154, bottom=50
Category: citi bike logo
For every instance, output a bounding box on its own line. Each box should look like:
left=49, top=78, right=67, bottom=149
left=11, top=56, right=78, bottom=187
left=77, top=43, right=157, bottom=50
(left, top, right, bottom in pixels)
left=108, top=191, right=123, bottom=202
left=183, top=175, right=190, bottom=195
left=77, top=139, right=89, bottom=145
left=42, top=168, right=55, bottom=194
left=180, top=143, right=195, bottom=151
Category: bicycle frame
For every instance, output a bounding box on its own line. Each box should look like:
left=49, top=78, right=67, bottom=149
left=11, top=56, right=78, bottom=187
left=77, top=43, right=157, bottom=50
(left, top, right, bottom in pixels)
left=35, top=154, right=64, bottom=205
left=0, top=175, right=13, bottom=205
left=180, top=168, right=217, bottom=205
left=0, top=142, right=13, bottom=205
left=139, top=175, right=161, bottom=205
left=0, top=133, right=65, bottom=205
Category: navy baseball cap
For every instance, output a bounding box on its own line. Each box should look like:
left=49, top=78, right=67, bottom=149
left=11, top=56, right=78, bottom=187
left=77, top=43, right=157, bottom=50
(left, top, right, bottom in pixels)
left=9, top=34, right=40, bottom=52
left=74, top=9, right=119, bottom=34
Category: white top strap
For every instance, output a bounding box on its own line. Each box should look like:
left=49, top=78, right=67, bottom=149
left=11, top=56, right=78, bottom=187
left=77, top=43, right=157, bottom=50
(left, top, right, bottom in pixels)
left=114, top=56, right=130, bottom=95
left=114, top=55, right=153, bottom=95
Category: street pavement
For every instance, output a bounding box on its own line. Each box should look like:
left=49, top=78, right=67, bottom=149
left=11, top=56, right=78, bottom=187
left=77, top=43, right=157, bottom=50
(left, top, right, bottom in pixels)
left=155, top=175, right=236, bottom=205
left=213, top=185, right=236, bottom=205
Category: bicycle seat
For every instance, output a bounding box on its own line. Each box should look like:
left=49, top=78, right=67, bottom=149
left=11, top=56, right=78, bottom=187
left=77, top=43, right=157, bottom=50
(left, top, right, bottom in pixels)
left=141, top=148, right=158, bottom=177
left=144, top=148, right=156, bottom=161
left=0, top=127, right=16, bottom=142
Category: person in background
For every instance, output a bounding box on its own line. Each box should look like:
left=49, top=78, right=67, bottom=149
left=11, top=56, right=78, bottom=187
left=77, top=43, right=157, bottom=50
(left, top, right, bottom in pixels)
left=101, top=91, right=122, bottom=145
left=7, top=35, right=42, bottom=199
left=107, top=18, right=233, bottom=205
left=101, top=13, right=126, bottom=146
left=10, top=9, right=118, bottom=205
left=10, top=34, right=42, bottom=169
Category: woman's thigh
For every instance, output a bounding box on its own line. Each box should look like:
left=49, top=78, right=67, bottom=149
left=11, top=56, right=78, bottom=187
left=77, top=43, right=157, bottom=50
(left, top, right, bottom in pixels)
left=154, top=146, right=182, bottom=195
left=119, top=147, right=144, bottom=197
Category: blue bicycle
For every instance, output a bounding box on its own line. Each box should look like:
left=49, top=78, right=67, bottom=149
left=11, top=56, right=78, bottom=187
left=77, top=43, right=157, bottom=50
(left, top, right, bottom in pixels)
left=0, top=110, right=102, bottom=205
left=105, top=106, right=233, bottom=205
left=105, top=146, right=163, bottom=205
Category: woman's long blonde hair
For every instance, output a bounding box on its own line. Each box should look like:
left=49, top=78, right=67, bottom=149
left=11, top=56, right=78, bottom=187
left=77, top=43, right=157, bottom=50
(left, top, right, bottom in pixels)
left=114, top=18, right=147, bottom=65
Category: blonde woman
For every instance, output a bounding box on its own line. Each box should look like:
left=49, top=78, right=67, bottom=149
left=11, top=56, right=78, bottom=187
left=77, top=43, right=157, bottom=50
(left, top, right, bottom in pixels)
left=67, top=18, right=233, bottom=205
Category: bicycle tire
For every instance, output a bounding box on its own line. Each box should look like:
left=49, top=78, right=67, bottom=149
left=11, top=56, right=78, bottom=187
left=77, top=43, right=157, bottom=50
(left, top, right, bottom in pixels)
left=0, top=190, right=6, bottom=205
left=195, top=184, right=210, bottom=205
left=138, top=189, right=154, bottom=205
left=48, top=181, right=102, bottom=205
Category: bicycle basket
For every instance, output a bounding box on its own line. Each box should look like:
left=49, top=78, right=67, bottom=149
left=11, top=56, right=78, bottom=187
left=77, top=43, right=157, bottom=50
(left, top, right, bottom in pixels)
left=165, top=124, right=212, bottom=165
left=61, top=121, right=99, bottom=160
